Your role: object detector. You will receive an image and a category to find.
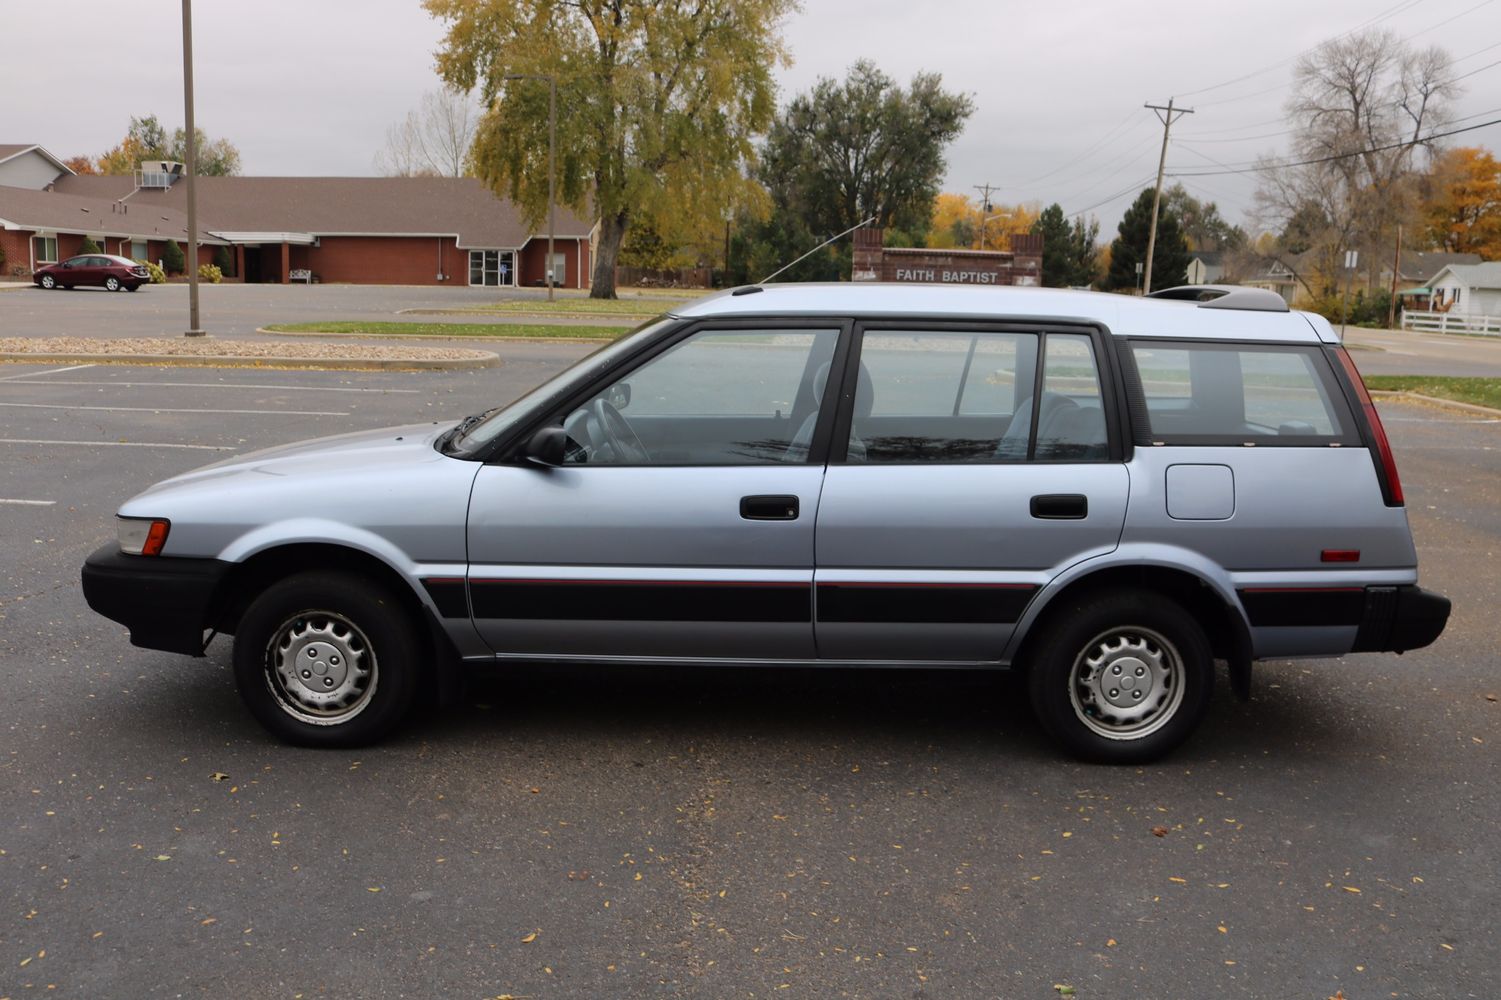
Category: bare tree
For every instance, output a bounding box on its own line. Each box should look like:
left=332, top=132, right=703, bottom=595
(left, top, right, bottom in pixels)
left=375, top=88, right=482, bottom=178
left=1253, top=29, right=1459, bottom=298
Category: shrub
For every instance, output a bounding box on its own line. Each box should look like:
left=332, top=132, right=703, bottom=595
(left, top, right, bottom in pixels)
left=213, top=245, right=234, bottom=277
left=162, top=239, right=185, bottom=275
left=197, top=263, right=223, bottom=284
left=78, top=236, right=101, bottom=255
left=134, top=259, right=166, bottom=284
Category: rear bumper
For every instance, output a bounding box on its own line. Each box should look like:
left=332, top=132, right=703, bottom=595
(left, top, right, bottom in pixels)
left=81, top=544, right=231, bottom=656
left=1352, top=585, right=1451, bottom=653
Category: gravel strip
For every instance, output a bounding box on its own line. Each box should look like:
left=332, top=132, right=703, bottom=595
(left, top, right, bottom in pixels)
left=0, top=336, right=494, bottom=362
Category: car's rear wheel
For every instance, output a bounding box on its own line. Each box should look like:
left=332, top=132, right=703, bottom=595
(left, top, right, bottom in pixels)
left=39, top=274, right=55, bottom=289
left=104, top=276, right=121, bottom=292
left=232, top=571, right=421, bottom=747
left=1027, top=591, right=1213, bottom=764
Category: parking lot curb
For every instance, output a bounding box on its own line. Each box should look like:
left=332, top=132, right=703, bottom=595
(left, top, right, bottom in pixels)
left=0, top=350, right=500, bottom=371
left=258, top=326, right=614, bottom=344
left=1371, top=390, right=1501, bottom=418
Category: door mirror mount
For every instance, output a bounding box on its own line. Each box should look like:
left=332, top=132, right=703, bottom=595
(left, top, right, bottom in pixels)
left=522, top=424, right=567, bottom=467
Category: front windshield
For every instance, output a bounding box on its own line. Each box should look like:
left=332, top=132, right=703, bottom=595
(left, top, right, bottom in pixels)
left=448, top=316, right=676, bottom=456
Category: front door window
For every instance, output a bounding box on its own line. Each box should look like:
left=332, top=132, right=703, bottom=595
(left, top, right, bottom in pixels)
left=561, top=327, right=840, bottom=465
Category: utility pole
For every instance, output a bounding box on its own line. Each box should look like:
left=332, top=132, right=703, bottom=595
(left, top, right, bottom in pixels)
left=181, top=0, right=204, bottom=336
left=1388, top=224, right=1403, bottom=330
left=973, top=182, right=1000, bottom=250
left=1142, top=99, right=1193, bottom=295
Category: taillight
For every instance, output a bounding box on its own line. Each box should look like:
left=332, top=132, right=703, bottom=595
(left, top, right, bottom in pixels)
left=1333, top=347, right=1404, bottom=506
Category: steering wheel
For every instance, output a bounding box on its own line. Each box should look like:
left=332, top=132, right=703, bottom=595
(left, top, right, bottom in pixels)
left=587, top=397, right=650, bottom=463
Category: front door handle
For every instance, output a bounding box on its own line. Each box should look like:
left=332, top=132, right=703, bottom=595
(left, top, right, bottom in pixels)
left=741, top=495, right=799, bottom=521
left=1031, top=494, right=1088, bottom=519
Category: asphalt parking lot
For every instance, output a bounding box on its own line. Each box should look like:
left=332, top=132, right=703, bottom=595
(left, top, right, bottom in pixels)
left=1, top=359, right=1498, bottom=999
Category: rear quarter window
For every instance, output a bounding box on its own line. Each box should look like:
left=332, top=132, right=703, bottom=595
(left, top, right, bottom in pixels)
left=1123, top=340, right=1358, bottom=446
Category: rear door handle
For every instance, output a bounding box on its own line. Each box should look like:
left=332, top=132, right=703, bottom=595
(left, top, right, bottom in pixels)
left=741, top=495, right=800, bottom=520
left=1031, top=494, right=1088, bottom=519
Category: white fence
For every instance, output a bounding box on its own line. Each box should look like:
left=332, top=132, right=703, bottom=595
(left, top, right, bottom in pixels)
left=1400, top=310, right=1501, bottom=336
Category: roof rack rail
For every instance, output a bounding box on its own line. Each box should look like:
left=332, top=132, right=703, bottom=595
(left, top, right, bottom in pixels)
left=1147, top=284, right=1289, bottom=312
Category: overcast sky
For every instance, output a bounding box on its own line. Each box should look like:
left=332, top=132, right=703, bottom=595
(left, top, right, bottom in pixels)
left=7, top=0, right=1499, bottom=235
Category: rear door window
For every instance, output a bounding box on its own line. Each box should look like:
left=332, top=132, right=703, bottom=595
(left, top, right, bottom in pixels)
left=1125, top=340, right=1357, bottom=445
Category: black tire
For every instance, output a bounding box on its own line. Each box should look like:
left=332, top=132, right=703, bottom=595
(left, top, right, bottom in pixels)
left=126, top=284, right=139, bottom=292
left=1027, top=591, right=1213, bottom=764
left=104, top=276, right=121, bottom=292
left=232, top=571, right=421, bottom=747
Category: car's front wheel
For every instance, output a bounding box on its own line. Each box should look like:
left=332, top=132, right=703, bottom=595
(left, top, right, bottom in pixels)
left=38, top=274, right=55, bottom=289
left=232, top=571, right=421, bottom=747
left=1027, top=591, right=1213, bottom=764
left=104, top=276, right=121, bottom=292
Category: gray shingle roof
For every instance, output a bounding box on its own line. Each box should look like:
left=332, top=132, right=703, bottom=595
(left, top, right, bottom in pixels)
left=51, top=174, right=592, bottom=247
left=1395, top=250, right=1482, bottom=282
left=1434, top=261, right=1501, bottom=289
left=0, top=183, right=210, bottom=242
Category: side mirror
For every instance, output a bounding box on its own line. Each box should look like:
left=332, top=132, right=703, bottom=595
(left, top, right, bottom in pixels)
left=522, top=424, right=567, bottom=467
left=606, top=382, right=631, bottom=410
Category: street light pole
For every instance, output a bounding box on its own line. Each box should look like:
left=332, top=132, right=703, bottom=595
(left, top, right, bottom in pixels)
left=505, top=73, right=557, bottom=302
left=181, top=0, right=204, bottom=336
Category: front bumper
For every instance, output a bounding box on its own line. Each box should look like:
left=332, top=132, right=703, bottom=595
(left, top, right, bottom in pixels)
left=1352, top=585, right=1451, bottom=653
left=81, top=544, right=231, bottom=656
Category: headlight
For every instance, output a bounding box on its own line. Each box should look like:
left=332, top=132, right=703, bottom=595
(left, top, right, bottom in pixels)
left=117, top=517, right=171, bottom=556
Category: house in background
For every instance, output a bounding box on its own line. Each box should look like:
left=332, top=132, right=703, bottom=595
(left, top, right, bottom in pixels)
left=1185, top=250, right=1225, bottom=285
left=1, top=141, right=595, bottom=287
left=1242, top=254, right=1307, bottom=305
left=1, top=145, right=224, bottom=275
left=1379, top=249, right=1482, bottom=313
left=1400, top=261, right=1501, bottom=334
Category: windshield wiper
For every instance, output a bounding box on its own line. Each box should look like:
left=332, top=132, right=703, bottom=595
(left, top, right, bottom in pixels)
left=441, top=408, right=500, bottom=454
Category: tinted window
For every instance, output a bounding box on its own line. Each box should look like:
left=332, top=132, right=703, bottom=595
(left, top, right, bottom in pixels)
left=1127, top=341, right=1353, bottom=443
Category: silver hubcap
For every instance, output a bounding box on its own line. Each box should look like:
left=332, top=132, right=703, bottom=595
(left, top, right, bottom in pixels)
left=106, top=278, right=118, bottom=290
left=265, top=611, right=377, bottom=724
left=1068, top=625, right=1185, bottom=740
left=41, top=277, right=53, bottom=288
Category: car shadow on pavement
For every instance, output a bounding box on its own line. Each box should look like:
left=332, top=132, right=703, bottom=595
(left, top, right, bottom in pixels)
left=106, top=651, right=1389, bottom=765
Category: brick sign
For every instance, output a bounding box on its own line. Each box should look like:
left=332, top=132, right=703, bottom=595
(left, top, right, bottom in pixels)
left=852, top=229, right=1042, bottom=286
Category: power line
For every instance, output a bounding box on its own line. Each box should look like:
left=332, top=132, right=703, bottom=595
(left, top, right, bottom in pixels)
left=1063, top=174, right=1157, bottom=219
left=1175, top=0, right=1432, bottom=99
left=1166, top=115, right=1501, bottom=178
left=1173, top=103, right=1501, bottom=171
left=1008, top=108, right=1146, bottom=189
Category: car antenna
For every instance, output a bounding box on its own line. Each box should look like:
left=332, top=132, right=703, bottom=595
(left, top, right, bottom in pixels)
left=759, top=215, right=878, bottom=284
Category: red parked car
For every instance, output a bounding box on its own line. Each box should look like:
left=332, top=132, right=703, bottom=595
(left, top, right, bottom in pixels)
left=34, top=254, right=151, bottom=292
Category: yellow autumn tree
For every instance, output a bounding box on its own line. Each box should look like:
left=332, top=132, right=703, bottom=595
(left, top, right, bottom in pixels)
left=1424, top=147, right=1501, bottom=259
left=927, top=194, right=1041, bottom=250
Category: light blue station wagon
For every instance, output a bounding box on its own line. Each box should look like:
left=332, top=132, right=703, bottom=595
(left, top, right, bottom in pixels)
left=82, top=283, right=1449, bottom=762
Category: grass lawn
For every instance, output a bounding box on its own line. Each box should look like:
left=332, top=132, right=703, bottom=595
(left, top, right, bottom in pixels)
left=264, top=321, right=631, bottom=340
left=1365, top=375, right=1501, bottom=410
left=453, top=297, right=688, bottom=318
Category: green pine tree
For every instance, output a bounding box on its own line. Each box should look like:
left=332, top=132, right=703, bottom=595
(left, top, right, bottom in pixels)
left=78, top=236, right=101, bottom=255
left=1106, top=189, right=1189, bottom=292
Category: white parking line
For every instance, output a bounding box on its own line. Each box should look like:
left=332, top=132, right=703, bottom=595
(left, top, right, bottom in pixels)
left=0, top=402, right=348, bottom=416
left=0, top=498, right=56, bottom=506
left=0, top=438, right=236, bottom=451
left=3, top=379, right=419, bottom=394
left=0, top=364, right=97, bottom=382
